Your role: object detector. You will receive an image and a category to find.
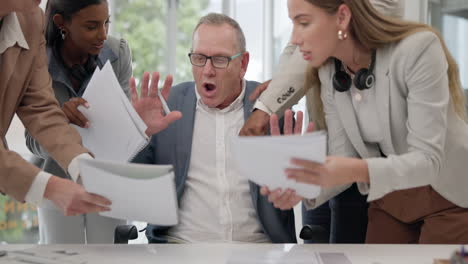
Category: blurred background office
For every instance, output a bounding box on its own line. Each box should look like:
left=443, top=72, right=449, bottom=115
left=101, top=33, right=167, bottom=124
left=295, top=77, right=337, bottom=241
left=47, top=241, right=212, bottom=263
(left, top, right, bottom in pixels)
left=2, top=0, right=467, bottom=244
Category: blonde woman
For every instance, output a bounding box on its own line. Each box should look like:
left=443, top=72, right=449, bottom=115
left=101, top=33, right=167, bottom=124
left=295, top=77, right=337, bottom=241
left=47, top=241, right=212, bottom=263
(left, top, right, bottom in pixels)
left=264, top=0, right=468, bottom=243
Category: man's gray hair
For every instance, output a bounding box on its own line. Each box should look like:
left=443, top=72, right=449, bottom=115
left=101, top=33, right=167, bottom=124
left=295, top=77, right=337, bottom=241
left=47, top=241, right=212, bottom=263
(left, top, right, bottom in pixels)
left=193, top=13, right=246, bottom=52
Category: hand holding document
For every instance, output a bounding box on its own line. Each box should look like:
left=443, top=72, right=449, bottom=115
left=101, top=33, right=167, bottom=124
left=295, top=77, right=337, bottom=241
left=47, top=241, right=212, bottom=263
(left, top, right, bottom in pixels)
left=232, top=131, right=326, bottom=199
left=73, top=62, right=148, bottom=162
left=79, top=159, right=178, bottom=225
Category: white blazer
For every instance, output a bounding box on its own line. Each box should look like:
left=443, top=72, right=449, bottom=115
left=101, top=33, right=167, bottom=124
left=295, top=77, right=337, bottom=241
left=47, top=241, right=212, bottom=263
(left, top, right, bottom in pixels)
left=306, top=31, right=468, bottom=209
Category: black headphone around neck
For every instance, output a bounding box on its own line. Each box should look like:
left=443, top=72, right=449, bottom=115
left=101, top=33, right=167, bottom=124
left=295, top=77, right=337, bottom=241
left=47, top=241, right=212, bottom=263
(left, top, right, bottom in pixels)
left=332, top=50, right=376, bottom=92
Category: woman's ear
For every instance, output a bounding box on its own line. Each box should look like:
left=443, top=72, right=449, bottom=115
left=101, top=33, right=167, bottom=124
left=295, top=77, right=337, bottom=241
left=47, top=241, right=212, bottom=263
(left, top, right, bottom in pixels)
left=52, top=14, right=65, bottom=29
left=336, top=4, right=352, bottom=30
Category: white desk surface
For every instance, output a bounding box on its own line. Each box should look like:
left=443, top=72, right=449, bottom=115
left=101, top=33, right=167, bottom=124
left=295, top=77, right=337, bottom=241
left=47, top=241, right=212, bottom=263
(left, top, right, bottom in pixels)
left=0, top=243, right=459, bottom=264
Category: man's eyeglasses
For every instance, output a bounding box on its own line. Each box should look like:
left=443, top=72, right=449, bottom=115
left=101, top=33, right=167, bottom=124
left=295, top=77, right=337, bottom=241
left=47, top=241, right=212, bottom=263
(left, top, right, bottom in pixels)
left=188, top=52, right=243, bottom=69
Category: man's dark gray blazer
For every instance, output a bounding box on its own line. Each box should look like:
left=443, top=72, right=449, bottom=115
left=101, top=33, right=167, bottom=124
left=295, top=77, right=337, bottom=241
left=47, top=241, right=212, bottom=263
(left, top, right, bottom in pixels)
left=132, top=80, right=297, bottom=243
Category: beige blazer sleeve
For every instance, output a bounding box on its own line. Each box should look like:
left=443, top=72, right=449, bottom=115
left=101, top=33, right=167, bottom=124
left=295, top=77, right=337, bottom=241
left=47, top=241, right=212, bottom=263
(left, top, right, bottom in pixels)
left=0, top=9, right=88, bottom=202
left=257, top=45, right=308, bottom=115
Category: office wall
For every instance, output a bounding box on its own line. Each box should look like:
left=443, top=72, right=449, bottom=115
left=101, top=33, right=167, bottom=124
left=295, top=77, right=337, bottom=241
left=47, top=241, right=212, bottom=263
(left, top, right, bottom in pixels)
left=40, top=0, right=47, bottom=10
left=404, top=0, right=429, bottom=22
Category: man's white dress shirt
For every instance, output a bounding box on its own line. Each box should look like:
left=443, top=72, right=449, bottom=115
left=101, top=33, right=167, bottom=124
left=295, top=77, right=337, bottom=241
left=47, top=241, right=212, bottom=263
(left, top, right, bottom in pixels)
left=168, top=80, right=270, bottom=243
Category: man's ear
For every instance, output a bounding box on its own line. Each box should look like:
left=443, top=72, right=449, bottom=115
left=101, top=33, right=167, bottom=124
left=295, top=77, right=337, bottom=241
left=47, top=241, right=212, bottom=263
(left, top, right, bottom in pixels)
left=336, top=4, right=352, bottom=31
left=239, top=52, right=250, bottom=79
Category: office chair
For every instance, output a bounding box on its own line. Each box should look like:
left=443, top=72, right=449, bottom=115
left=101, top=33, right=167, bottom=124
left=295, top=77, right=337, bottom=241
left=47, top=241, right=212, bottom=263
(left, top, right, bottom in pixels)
left=114, top=225, right=138, bottom=244
left=299, top=225, right=329, bottom=243
left=115, top=224, right=330, bottom=244
left=115, top=224, right=329, bottom=244
left=465, top=89, right=468, bottom=114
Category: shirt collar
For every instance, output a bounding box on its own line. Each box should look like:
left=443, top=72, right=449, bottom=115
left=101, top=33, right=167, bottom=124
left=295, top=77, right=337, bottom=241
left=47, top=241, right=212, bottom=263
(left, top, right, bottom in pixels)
left=47, top=41, right=118, bottom=96
left=0, top=12, right=29, bottom=54
left=195, top=79, right=246, bottom=113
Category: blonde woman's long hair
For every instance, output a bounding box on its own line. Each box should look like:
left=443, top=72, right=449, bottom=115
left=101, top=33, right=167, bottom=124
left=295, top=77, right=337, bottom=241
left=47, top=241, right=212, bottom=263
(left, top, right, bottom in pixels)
left=305, top=0, right=467, bottom=130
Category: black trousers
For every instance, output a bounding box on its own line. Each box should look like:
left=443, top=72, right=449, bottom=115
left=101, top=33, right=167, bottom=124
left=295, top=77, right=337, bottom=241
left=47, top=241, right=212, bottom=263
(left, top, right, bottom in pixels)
left=302, top=183, right=368, bottom=243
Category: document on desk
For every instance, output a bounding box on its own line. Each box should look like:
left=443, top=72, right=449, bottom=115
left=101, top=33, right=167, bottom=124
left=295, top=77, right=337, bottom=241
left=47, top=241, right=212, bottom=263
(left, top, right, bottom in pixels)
left=4, top=247, right=87, bottom=264
left=227, top=247, right=351, bottom=264
left=232, top=131, right=326, bottom=199
left=79, top=159, right=178, bottom=225
left=73, top=62, right=148, bottom=162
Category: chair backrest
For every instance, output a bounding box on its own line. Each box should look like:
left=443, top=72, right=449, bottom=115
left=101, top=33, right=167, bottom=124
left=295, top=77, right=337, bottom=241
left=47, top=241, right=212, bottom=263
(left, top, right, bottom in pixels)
left=114, top=225, right=138, bottom=244
left=465, top=89, right=468, bottom=114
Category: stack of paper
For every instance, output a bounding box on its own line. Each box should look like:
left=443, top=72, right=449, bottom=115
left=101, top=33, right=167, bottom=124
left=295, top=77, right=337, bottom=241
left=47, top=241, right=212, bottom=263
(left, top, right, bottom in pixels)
left=232, top=131, right=326, bottom=199
left=79, top=159, right=178, bottom=225
left=73, top=62, right=148, bottom=162
left=69, top=64, right=178, bottom=225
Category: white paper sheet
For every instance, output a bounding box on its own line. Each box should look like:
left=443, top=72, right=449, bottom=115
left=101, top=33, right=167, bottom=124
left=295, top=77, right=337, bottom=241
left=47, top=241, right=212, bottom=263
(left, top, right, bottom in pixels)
left=227, top=247, right=351, bottom=264
left=4, top=247, right=87, bottom=264
left=232, top=131, right=326, bottom=199
left=79, top=159, right=178, bottom=225
left=73, top=62, right=148, bottom=162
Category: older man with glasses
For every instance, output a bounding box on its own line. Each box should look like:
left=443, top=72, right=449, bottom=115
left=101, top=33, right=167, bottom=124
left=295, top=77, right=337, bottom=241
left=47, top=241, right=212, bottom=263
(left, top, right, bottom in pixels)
left=129, top=13, right=296, bottom=244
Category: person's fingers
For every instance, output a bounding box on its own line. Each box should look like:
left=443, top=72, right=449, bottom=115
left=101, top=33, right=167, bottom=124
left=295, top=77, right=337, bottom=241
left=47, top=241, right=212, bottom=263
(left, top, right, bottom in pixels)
left=290, top=158, right=323, bottom=171
left=80, top=192, right=112, bottom=206
left=249, top=80, right=271, bottom=102
left=77, top=201, right=111, bottom=214
left=161, top=74, right=173, bottom=99
left=260, top=81, right=270, bottom=92
left=245, top=128, right=255, bottom=136
left=286, top=168, right=320, bottom=185
left=260, top=186, right=270, bottom=196
left=267, top=188, right=282, bottom=203
left=161, top=111, right=183, bottom=126
left=240, top=110, right=269, bottom=136
left=253, top=127, right=266, bottom=136
left=70, top=97, right=89, bottom=108
left=148, top=74, right=159, bottom=98
left=141, top=72, right=150, bottom=97
left=284, top=109, right=294, bottom=135
left=248, top=85, right=263, bottom=102
left=269, top=114, right=280, bottom=136
left=306, top=122, right=315, bottom=133
left=130, top=77, right=138, bottom=103
left=274, top=189, right=294, bottom=210
left=65, top=210, right=82, bottom=217
left=292, top=194, right=303, bottom=205
left=73, top=110, right=89, bottom=128
left=286, top=193, right=303, bottom=209
left=242, top=127, right=261, bottom=136
left=280, top=191, right=301, bottom=210
left=294, top=111, right=304, bottom=135
left=67, top=102, right=89, bottom=127
left=63, top=103, right=87, bottom=127
left=149, top=72, right=160, bottom=97
left=64, top=209, right=79, bottom=217
left=239, top=127, right=248, bottom=136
